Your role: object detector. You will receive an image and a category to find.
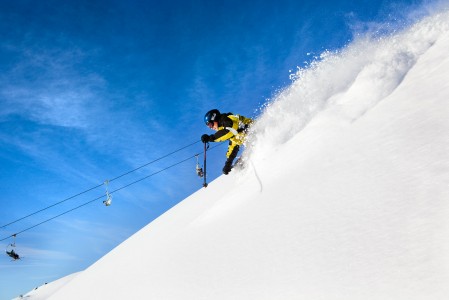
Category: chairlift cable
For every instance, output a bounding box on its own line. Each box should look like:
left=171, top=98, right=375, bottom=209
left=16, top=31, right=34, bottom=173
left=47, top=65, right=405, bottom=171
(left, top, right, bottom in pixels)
left=0, top=143, right=225, bottom=242
left=0, top=140, right=200, bottom=229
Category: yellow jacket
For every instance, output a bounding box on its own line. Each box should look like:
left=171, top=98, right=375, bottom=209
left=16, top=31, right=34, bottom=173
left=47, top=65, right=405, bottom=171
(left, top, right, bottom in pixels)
left=211, top=114, right=253, bottom=158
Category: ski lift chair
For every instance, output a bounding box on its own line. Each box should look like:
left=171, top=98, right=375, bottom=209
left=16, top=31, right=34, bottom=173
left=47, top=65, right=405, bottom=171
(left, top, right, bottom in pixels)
left=5, top=239, right=21, bottom=261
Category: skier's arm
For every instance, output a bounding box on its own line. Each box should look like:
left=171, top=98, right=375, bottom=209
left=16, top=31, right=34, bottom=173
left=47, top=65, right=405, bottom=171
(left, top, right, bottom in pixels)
left=211, top=129, right=234, bottom=142
left=201, top=130, right=232, bottom=143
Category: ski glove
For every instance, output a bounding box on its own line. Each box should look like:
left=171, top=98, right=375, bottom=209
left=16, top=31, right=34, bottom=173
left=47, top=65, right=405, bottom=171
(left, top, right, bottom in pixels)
left=201, top=134, right=211, bottom=143
left=222, top=161, right=233, bottom=175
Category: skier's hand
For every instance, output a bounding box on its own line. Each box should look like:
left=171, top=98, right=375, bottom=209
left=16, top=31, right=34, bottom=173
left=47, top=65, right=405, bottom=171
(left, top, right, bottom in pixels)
left=222, top=161, right=233, bottom=175
left=201, top=134, right=211, bottom=143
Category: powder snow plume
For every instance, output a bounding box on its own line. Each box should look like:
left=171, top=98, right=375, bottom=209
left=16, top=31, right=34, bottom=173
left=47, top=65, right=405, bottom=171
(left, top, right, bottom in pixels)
left=245, top=6, right=449, bottom=164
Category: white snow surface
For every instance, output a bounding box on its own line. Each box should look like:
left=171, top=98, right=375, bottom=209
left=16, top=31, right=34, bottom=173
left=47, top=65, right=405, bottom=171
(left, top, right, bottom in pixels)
left=26, top=9, right=449, bottom=300
left=13, top=272, right=80, bottom=300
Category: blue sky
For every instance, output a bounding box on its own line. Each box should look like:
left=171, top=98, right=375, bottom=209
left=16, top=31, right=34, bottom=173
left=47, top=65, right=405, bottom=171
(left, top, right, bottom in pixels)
left=0, top=0, right=424, bottom=298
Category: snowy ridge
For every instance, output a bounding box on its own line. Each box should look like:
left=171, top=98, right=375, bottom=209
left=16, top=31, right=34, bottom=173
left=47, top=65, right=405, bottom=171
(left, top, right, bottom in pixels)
left=22, top=9, right=449, bottom=300
left=13, top=272, right=80, bottom=300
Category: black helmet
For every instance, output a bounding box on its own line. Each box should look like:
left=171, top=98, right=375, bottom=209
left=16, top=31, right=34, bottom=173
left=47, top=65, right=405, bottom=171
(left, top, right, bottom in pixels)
left=204, top=109, right=220, bottom=125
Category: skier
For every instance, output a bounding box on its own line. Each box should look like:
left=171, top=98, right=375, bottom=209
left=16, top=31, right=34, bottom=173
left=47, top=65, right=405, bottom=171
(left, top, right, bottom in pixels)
left=6, top=249, right=20, bottom=260
left=201, top=109, right=253, bottom=175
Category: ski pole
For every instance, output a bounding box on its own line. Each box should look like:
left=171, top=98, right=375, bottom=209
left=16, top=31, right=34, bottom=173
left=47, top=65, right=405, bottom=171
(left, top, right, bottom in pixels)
left=203, top=142, right=208, bottom=188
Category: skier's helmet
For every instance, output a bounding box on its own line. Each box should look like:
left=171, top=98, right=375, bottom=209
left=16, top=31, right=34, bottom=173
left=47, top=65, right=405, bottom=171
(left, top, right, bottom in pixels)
left=204, top=109, right=220, bottom=125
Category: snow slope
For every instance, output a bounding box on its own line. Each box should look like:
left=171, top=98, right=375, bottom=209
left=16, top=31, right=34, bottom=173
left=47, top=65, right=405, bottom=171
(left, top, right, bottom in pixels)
left=27, top=9, right=449, bottom=300
left=13, top=272, right=79, bottom=300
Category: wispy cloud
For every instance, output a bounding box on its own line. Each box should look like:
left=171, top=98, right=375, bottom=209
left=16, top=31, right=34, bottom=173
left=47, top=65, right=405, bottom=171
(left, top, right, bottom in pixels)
left=55, top=218, right=131, bottom=248
left=0, top=41, right=165, bottom=180
left=0, top=246, right=78, bottom=269
left=22, top=246, right=78, bottom=261
left=0, top=43, right=106, bottom=129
